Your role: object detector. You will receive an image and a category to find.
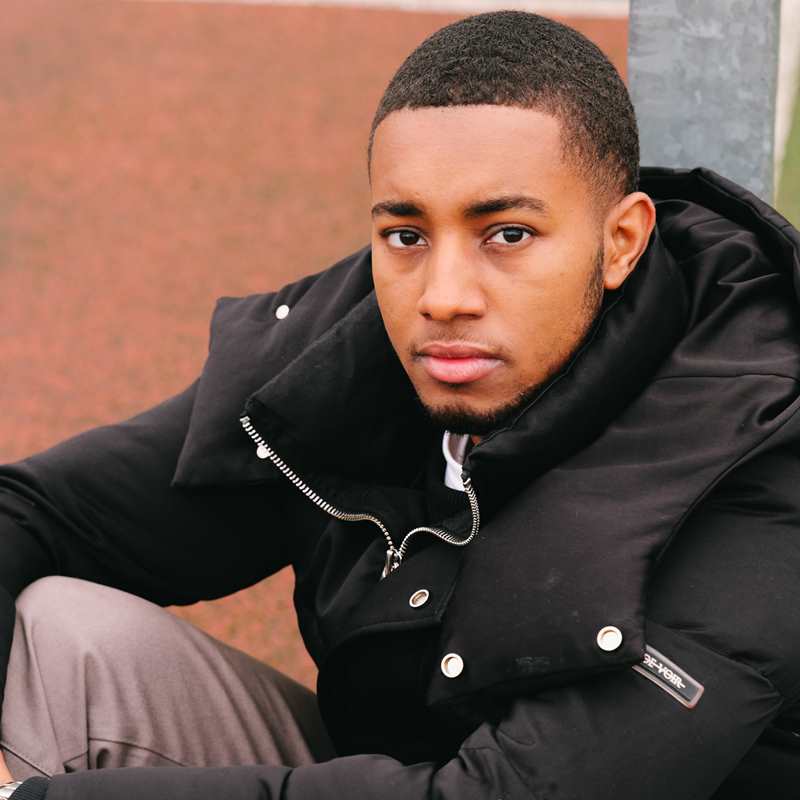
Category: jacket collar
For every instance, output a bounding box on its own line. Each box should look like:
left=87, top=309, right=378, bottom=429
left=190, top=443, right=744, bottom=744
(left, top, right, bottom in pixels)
left=243, top=291, right=432, bottom=490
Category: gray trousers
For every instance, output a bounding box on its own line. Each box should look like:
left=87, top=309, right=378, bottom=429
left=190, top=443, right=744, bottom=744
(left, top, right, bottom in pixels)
left=0, top=577, right=335, bottom=780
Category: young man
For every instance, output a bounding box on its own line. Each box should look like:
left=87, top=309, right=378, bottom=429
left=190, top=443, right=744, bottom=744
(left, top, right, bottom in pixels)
left=1, top=10, right=799, bottom=800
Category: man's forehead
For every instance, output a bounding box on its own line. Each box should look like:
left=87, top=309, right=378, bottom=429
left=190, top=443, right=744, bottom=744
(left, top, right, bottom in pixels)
left=370, top=105, right=564, bottom=166
left=369, top=106, right=576, bottom=211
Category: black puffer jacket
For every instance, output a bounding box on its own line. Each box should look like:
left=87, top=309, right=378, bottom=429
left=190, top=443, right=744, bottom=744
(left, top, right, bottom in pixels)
left=2, top=167, right=800, bottom=799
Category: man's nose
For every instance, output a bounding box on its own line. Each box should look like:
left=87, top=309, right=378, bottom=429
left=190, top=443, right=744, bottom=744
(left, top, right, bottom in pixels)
left=416, top=244, right=486, bottom=321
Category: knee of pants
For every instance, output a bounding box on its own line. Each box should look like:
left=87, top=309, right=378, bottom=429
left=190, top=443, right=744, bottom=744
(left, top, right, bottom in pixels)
left=15, top=576, right=172, bottom=663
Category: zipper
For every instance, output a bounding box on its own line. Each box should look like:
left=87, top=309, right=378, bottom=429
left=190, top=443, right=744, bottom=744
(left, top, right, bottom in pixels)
left=240, top=415, right=481, bottom=579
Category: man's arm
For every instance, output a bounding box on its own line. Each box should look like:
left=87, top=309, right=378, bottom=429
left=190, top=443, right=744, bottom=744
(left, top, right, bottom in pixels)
left=18, top=436, right=800, bottom=799
left=0, top=381, right=293, bottom=709
left=24, top=622, right=784, bottom=800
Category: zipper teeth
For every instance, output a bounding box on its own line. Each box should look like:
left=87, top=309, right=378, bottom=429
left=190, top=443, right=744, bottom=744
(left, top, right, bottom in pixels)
left=239, top=416, right=394, bottom=549
left=239, top=415, right=481, bottom=571
left=397, top=478, right=480, bottom=560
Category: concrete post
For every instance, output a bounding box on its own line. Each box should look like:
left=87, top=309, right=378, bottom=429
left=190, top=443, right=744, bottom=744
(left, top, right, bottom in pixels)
left=628, top=0, right=781, bottom=201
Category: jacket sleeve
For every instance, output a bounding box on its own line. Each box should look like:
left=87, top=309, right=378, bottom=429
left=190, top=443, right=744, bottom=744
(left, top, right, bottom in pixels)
left=0, top=382, right=293, bottom=710
left=33, top=441, right=800, bottom=799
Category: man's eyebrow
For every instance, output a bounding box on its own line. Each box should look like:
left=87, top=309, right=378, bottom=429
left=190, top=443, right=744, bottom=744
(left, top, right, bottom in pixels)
left=370, top=195, right=550, bottom=219
left=370, top=201, right=424, bottom=219
left=464, top=195, right=550, bottom=218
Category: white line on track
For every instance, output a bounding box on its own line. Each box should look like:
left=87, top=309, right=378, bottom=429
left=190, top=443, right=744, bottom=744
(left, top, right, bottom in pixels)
left=132, top=0, right=629, bottom=17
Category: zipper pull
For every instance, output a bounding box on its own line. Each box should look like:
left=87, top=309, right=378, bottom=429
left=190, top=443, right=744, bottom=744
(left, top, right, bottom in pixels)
left=381, top=547, right=401, bottom=579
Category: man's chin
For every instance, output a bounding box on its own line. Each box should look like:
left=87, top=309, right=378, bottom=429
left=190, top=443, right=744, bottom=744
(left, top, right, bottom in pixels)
left=420, top=399, right=525, bottom=437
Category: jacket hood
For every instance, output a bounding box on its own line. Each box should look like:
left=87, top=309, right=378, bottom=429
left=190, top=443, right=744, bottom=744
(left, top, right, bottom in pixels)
left=171, top=167, right=800, bottom=698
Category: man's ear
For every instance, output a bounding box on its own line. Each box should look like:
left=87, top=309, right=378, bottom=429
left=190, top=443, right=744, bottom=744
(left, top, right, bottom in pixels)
left=602, top=191, right=656, bottom=290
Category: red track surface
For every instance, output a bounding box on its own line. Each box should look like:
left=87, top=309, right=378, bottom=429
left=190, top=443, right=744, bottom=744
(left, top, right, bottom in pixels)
left=0, top=0, right=626, bottom=688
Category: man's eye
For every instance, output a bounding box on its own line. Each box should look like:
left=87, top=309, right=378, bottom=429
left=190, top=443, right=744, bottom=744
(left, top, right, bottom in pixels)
left=487, top=227, right=531, bottom=245
left=387, top=230, right=425, bottom=248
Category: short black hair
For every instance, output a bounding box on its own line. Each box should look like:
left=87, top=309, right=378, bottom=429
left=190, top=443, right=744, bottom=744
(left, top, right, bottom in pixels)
left=369, top=11, right=639, bottom=203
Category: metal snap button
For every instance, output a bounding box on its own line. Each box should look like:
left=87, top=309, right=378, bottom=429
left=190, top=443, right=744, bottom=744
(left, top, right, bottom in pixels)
left=596, top=626, right=623, bottom=652
left=441, top=652, right=464, bottom=678
left=275, top=304, right=290, bottom=320
left=409, top=589, right=430, bottom=608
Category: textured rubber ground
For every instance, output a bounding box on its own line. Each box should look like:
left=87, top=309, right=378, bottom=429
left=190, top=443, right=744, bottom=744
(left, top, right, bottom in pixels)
left=0, top=0, right=626, bottom=688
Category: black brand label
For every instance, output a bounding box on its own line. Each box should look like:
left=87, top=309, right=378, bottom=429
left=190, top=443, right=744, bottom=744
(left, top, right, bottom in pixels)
left=632, top=645, right=704, bottom=708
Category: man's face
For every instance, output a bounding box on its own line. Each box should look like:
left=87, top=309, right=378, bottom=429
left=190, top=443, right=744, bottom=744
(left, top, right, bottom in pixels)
left=370, top=105, right=609, bottom=435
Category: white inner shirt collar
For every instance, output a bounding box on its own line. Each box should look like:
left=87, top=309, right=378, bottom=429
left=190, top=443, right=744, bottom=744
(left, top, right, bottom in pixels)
left=442, top=431, right=470, bottom=492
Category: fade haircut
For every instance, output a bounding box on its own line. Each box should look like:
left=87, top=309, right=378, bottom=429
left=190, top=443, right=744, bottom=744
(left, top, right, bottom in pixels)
left=369, top=11, right=639, bottom=205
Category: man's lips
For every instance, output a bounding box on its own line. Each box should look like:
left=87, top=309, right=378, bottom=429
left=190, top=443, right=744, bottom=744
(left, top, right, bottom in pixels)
left=416, top=343, right=503, bottom=385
